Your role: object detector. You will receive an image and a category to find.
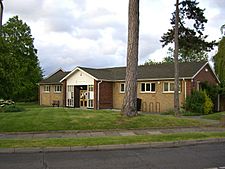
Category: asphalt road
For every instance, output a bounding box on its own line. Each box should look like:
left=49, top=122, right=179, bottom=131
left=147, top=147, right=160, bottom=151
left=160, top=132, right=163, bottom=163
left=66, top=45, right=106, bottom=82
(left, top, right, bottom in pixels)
left=0, top=143, right=225, bottom=169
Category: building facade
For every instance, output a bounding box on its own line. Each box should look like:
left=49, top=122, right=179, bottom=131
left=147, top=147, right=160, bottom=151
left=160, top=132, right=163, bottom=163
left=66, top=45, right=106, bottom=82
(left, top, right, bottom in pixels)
left=39, top=61, right=220, bottom=112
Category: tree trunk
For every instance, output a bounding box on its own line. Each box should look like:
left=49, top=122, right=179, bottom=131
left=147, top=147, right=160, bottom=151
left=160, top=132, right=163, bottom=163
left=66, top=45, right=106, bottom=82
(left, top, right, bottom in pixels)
left=174, top=0, right=180, bottom=116
left=122, top=0, right=139, bottom=116
left=0, top=0, right=3, bottom=27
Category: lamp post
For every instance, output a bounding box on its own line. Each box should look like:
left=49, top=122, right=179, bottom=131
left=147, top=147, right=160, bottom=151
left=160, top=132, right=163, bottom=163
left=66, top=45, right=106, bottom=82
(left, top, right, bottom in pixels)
left=0, top=0, right=3, bottom=26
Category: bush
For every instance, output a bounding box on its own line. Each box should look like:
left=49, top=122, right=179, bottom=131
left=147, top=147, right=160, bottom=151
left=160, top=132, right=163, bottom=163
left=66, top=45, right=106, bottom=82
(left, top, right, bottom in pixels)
left=185, top=90, right=213, bottom=115
left=0, top=100, right=25, bottom=113
left=203, top=91, right=213, bottom=115
left=2, top=105, right=25, bottom=112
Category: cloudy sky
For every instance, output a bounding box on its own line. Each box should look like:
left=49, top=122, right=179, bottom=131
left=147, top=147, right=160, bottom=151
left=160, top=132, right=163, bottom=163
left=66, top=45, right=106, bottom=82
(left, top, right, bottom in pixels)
left=2, top=0, right=225, bottom=75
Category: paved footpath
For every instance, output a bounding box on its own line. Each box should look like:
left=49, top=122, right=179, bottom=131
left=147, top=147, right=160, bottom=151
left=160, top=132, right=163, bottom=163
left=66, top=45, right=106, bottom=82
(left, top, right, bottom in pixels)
left=1, top=127, right=225, bottom=153
left=1, top=127, right=225, bottom=140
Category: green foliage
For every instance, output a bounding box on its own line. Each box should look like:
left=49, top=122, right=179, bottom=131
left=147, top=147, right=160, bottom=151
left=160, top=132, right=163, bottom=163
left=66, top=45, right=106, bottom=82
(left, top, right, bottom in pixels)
left=143, top=56, right=173, bottom=65
left=0, top=16, right=42, bottom=101
left=203, top=91, right=213, bottom=115
left=203, top=112, right=225, bottom=121
left=214, top=37, right=225, bottom=86
left=185, top=90, right=213, bottom=115
left=0, top=105, right=25, bottom=113
left=163, top=47, right=208, bottom=63
left=200, top=82, right=220, bottom=111
left=185, top=90, right=205, bottom=114
left=161, top=0, right=215, bottom=61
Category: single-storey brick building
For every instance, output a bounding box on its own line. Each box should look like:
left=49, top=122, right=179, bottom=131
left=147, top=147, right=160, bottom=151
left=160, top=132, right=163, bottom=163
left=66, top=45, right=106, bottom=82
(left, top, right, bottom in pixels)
left=39, top=61, right=221, bottom=112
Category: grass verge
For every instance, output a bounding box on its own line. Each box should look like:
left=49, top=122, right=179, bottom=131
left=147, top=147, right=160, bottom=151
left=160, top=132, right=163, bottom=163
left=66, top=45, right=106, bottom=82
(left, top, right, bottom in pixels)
left=0, top=103, right=209, bottom=132
left=0, top=132, right=225, bottom=148
left=203, top=112, right=225, bottom=120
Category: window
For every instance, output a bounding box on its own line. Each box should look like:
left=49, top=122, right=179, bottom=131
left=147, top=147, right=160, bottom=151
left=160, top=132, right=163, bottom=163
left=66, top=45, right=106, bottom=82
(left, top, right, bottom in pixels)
left=67, top=85, right=74, bottom=107
left=44, top=85, right=50, bottom=92
left=54, top=85, right=62, bottom=93
left=140, top=83, right=156, bottom=93
left=88, top=85, right=94, bottom=91
left=120, top=83, right=125, bottom=93
left=163, top=82, right=181, bottom=93
left=88, top=100, right=94, bottom=108
left=141, top=83, right=145, bottom=92
left=67, top=85, right=73, bottom=92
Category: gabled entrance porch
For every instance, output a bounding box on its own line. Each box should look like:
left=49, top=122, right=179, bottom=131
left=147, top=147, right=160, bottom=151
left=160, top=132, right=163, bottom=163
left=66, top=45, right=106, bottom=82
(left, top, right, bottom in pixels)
left=66, top=85, right=94, bottom=109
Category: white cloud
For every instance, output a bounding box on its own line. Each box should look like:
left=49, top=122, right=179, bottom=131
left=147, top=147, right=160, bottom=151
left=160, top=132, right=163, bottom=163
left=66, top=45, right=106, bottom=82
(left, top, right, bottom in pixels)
left=2, top=0, right=223, bottom=75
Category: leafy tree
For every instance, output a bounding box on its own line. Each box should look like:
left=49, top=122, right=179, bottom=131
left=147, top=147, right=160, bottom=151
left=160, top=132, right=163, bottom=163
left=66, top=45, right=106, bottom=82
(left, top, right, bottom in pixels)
left=122, top=0, right=139, bottom=116
left=161, top=0, right=215, bottom=62
left=214, top=37, right=225, bottom=86
left=163, top=47, right=208, bottom=62
left=143, top=48, right=175, bottom=65
left=0, top=16, right=42, bottom=101
left=143, top=59, right=161, bottom=65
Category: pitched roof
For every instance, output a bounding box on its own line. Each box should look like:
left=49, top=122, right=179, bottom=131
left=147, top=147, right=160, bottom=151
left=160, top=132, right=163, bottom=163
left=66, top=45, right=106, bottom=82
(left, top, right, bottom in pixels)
left=39, top=69, right=70, bottom=84
left=78, top=61, right=208, bottom=81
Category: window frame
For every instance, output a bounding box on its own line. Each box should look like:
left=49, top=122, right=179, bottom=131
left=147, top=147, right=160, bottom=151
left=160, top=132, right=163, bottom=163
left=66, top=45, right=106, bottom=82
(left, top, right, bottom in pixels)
left=163, top=81, right=181, bottom=93
left=44, top=85, right=50, bottom=93
left=140, top=82, right=156, bottom=93
left=54, top=85, right=62, bottom=93
left=120, top=83, right=125, bottom=93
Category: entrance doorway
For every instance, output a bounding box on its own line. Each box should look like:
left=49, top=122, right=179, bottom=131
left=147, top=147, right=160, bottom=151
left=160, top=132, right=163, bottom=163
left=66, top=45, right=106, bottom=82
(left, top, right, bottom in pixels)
left=68, top=85, right=93, bottom=109
left=80, top=90, right=87, bottom=108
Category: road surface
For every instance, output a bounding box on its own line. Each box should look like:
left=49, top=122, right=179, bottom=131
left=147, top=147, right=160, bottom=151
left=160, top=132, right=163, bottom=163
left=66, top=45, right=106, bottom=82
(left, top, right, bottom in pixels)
left=0, top=143, right=225, bottom=169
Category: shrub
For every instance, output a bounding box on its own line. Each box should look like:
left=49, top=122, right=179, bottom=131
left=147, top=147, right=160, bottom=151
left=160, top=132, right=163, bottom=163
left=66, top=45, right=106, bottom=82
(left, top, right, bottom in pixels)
left=0, top=104, right=25, bottom=113
left=203, top=91, right=213, bottom=115
left=185, top=90, right=204, bottom=115
left=185, top=90, right=213, bottom=115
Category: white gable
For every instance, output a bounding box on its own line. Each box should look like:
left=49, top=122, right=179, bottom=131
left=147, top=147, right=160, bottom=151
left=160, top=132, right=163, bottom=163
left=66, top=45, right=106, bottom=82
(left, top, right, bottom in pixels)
left=67, top=69, right=94, bottom=86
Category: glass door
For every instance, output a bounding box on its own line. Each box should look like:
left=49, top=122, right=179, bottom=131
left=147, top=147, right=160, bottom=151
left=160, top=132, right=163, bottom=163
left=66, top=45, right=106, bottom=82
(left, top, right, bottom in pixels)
left=67, top=85, right=74, bottom=107
left=80, top=90, right=87, bottom=108
left=87, top=85, right=94, bottom=108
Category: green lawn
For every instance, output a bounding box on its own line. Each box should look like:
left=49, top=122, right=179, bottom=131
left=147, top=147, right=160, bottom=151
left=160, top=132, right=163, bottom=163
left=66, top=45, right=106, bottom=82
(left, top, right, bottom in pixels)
left=0, top=132, right=225, bottom=148
left=0, top=103, right=209, bottom=132
left=203, top=112, right=225, bottom=120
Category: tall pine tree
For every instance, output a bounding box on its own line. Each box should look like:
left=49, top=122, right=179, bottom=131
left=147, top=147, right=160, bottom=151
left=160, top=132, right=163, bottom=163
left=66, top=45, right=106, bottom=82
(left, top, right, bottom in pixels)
left=122, top=0, right=139, bottom=116
left=161, top=0, right=215, bottom=62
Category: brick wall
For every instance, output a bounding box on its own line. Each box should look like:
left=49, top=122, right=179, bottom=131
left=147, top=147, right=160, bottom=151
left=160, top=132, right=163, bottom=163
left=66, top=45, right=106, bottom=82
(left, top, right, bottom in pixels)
left=113, top=80, right=186, bottom=113
left=62, top=80, right=67, bottom=107
left=99, top=82, right=113, bottom=109
left=39, top=84, right=64, bottom=106
left=94, top=80, right=98, bottom=109
left=193, top=64, right=219, bottom=88
left=94, top=81, right=113, bottom=109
